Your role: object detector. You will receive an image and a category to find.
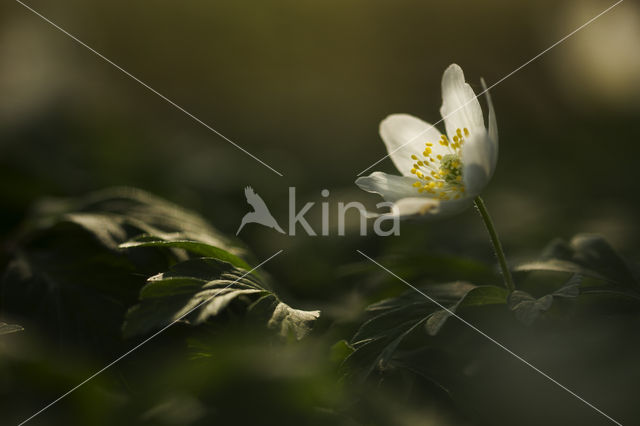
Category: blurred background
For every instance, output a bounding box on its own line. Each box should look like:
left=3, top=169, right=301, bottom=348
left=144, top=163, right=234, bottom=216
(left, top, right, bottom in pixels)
left=1, top=0, right=639, bottom=424
left=2, top=0, right=640, bottom=272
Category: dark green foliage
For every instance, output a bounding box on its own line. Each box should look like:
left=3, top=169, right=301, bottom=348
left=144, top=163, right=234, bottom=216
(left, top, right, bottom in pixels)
left=346, top=281, right=508, bottom=382
left=507, top=291, right=554, bottom=325
left=1, top=188, right=319, bottom=356
left=515, top=234, right=639, bottom=289
left=122, top=256, right=319, bottom=339
left=2, top=188, right=639, bottom=425
left=343, top=233, right=640, bottom=419
left=508, top=275, right=581, bottom=325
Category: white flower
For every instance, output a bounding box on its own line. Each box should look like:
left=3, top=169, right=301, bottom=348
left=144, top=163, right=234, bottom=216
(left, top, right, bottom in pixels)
left=356, top=64, right=498, bottom=218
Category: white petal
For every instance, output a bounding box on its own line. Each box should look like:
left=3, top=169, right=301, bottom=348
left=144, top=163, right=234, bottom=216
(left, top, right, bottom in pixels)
left=379, top=114, right=445, bottom=176
left=355, top=171, right=420, bottom=202
left=389, top=196, right=475, bottom=219
left=481, top=78, right=499, bottom=175
left=393, top=197, right=440, bottom=216
left=435, top=197, right=476, bottom=216
left=440, top=64, right=485, bottom=141
left=461, top=131, right=491, bottom=197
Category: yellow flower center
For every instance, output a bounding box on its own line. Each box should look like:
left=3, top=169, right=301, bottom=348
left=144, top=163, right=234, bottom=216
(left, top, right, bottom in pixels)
left=409, top=127, right=468, bottom=200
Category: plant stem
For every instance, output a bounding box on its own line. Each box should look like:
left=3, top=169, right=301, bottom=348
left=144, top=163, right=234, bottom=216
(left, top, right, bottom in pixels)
left=474, top=196, right=515, bottom=292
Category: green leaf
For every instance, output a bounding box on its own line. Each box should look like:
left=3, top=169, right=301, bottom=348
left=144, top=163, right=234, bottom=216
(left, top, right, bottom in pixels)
left=119, top=235, right=251, bottom=270
left=330, top=340, right=354, bottom=364
left=1, top=241, right=146, bottom=355
left=579, top=287, right=640, bottom=301
left=0, top=322, right=24, bottom=336
left=515, top=234, right=638, bottom=288
left=553, top=274, right=582, bottom=298
left=28, top=187, right=246, bottom=257
left=425, top=285, right=509, bottom=336
left=346, top=281, right=507, bottom=381
left=508, top=275, right=584, bottom=326
left=367, top=281, right=477, bottom=313
left=62, top=213, right=129, bottom=250
left=0, top=187, right=271, bottom=354
left=123, top=257, right=319, bottom=340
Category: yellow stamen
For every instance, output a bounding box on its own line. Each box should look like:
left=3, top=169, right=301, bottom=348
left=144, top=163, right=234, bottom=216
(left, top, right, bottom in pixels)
left=406, top=129, right=470, bottom=195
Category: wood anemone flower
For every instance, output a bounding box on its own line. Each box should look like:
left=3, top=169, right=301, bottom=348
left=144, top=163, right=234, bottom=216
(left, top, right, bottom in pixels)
left=356, top=64, right=498, bottom=218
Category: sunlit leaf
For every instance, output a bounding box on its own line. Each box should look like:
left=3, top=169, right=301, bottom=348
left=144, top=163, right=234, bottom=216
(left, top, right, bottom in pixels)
left=0, top=322, right=24, bottom=336
left=29, top=187, right=245, bottom=257
left=119, top=235, right=251, bottom=270
left=123, top=257, right=319, bottom=340
left=267, top=302, right=321, bottom=340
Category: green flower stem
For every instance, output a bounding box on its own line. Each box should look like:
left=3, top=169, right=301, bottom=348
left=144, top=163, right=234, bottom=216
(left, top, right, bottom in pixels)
left=474, top=196, right=516, bottom=292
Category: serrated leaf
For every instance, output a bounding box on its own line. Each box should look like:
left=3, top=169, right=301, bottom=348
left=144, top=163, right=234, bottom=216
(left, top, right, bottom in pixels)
left=267, top=302, right=321, bottom=340
left=122, top=258, right=263, bottom=337
left=0, top=187, right=269, bottom=353
left=124, top=257, right=319, bottom=340
left=425, top=285, right=508, bottom=336
left=353, top=303, right=431, bottom=344
left=367, top=281, right=476, bottom=312
left=507, top=275, right=583, bottom=326
left=346, top=281, right=507, bottom=381
left=508, top=291, right=553, bottom=326
left=515, top=234, right=638, bottom=288
left=377, top=319, right=428, bottom=369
